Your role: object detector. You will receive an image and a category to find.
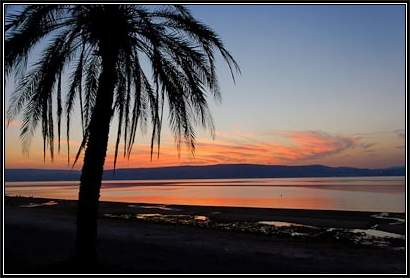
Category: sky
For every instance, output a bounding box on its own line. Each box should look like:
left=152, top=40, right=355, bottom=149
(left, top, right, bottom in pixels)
left=4, top=4, right=406, bottom=169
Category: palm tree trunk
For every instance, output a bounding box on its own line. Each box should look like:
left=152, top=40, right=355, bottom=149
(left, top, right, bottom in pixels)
left=75, top=46, right=118, bottom=264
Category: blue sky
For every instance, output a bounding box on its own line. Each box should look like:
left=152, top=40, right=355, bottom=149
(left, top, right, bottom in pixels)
left=5, top=4, right=406, bottom=169
left=187, top=5, right=405, bottom=133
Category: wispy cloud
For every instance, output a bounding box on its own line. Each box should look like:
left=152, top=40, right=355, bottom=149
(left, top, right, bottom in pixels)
left=7, top=128, right=402, bottom=169
left=101, top=130, right=359, bottom=168
left=394, top=129, right=405, bottom=140
left=274, top=130, right=357, bottom=161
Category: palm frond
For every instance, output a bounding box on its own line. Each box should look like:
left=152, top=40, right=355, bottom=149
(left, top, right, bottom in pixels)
left=11, top=29, right=77, bottom=159
left=78, top=43, right=86, bottom=135
left=6, top=4, right=240, bottom=168
left=113, top=70, right=126, bottom=170
left=126, top=54, right=145, bottom=158
left=56, top=71, right=62, bottom=152
left=84, top=55, right=100, bottom=126
left=5, top=5, right=70, bottom=75
left=65, top=43, right=87, bottom=162
left=155, top=10, right=240, bottom=80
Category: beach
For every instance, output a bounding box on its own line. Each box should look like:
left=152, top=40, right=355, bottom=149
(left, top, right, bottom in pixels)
left=4, top=196, right=406, bottom=274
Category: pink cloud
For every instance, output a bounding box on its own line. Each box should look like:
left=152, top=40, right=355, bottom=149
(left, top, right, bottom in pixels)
left=5, top=129, right=363, bottom=169
left=278, top=130, right=356, bottom=161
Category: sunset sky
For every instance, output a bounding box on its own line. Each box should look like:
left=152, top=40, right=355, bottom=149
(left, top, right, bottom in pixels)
left=4, top=4, right=406, bottom=169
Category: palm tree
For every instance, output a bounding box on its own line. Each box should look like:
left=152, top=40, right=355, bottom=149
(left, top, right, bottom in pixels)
left=5, top=4, right=239, bottom=263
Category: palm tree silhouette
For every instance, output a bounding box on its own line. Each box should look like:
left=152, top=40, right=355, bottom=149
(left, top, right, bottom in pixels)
left=5, top=5, right=239, bottom=264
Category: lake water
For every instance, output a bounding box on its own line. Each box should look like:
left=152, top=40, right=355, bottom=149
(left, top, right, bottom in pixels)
left=5, top=176, right=406, bottom=212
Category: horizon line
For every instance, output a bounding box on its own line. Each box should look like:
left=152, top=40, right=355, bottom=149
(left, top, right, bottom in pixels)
left=4, top=163, right=406, bottom=171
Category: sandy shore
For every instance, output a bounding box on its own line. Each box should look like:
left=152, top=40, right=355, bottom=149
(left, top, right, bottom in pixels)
left=4, top=196, right=406, bottom=274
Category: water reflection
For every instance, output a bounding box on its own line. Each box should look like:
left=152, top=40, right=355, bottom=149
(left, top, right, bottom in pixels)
left=128, top=204, right=177, bottom=211
left=20, top=200, right=58, bottom=208
left=5, top=176, right=405, bottom=212
left=136, top=213, right=164, bottom=219
left=371, top=212, right=405, bottom=224
left=104, top=213, right=209, bottom=223
left=194, top=215, right=208, bottom=221
left=258, top=221, right=315, bottom=228
left=349, top=229, right=404, bottom=240
left=101, top=211, right=405, bottom=249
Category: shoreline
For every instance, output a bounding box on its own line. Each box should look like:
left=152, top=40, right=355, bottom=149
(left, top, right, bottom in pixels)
left=5, top=194, right=406, bottom=212
left=4, top=196, right=406, bottom=274
left=5, top=195, right=406, bottom=233
left=5, top=174, right=405, bottom=183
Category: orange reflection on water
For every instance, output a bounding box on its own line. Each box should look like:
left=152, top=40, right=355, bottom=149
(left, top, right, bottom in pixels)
left=5, top=177, right=405, bottom=212
left=102, top=194, right=333, bottom=210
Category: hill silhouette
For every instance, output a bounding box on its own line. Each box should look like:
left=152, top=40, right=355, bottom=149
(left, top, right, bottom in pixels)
left=5, top=164, right=405, bottom=182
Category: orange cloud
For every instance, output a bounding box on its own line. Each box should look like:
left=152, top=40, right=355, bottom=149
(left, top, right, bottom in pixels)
left=8, top=128, right=402, bottom=170
left=276, top=131, right=356, bottom=161
left=100, top=130, right=358, bottom=169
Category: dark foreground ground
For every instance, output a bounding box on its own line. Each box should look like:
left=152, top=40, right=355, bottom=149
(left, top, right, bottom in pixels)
left=4, top=196, right=406, bottom=274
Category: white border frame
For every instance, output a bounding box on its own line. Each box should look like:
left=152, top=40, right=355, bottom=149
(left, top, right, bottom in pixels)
left=2, top=2, right=408, bottom=276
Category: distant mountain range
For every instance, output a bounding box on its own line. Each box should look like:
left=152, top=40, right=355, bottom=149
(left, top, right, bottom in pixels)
left=4, top=164, right=406, bottom=182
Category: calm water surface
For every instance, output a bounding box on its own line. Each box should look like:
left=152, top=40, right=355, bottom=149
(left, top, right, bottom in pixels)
left=5, top=176, right=406, bottom=212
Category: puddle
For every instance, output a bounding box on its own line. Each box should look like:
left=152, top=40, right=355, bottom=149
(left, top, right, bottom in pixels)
left=20, top=201, right=58, bottom=208
left=104, top=213, right=132, bottom=219
left=140, top=205, right=176, bottom=211
left=105, top=213, right=209, bottom=224
left=194, top=215, right=208, bottom=221
left=128, top=204, right=177, bottom=211
left=371, top=212, right=405, bottom=225
left=350, top=229, right=405, bottom=240
left=290, top=232, right=308, bottom=237
left=258, top=221, right=315, bottom=229
left=326, top=227, right=405, bottom=240
left=136, top=213, right=163, bottom=219
left=136, top=213, right=208, bottom=222
left=323, top=227, right=405, bottom=249
left=102, top=213, right=404, bottom=249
